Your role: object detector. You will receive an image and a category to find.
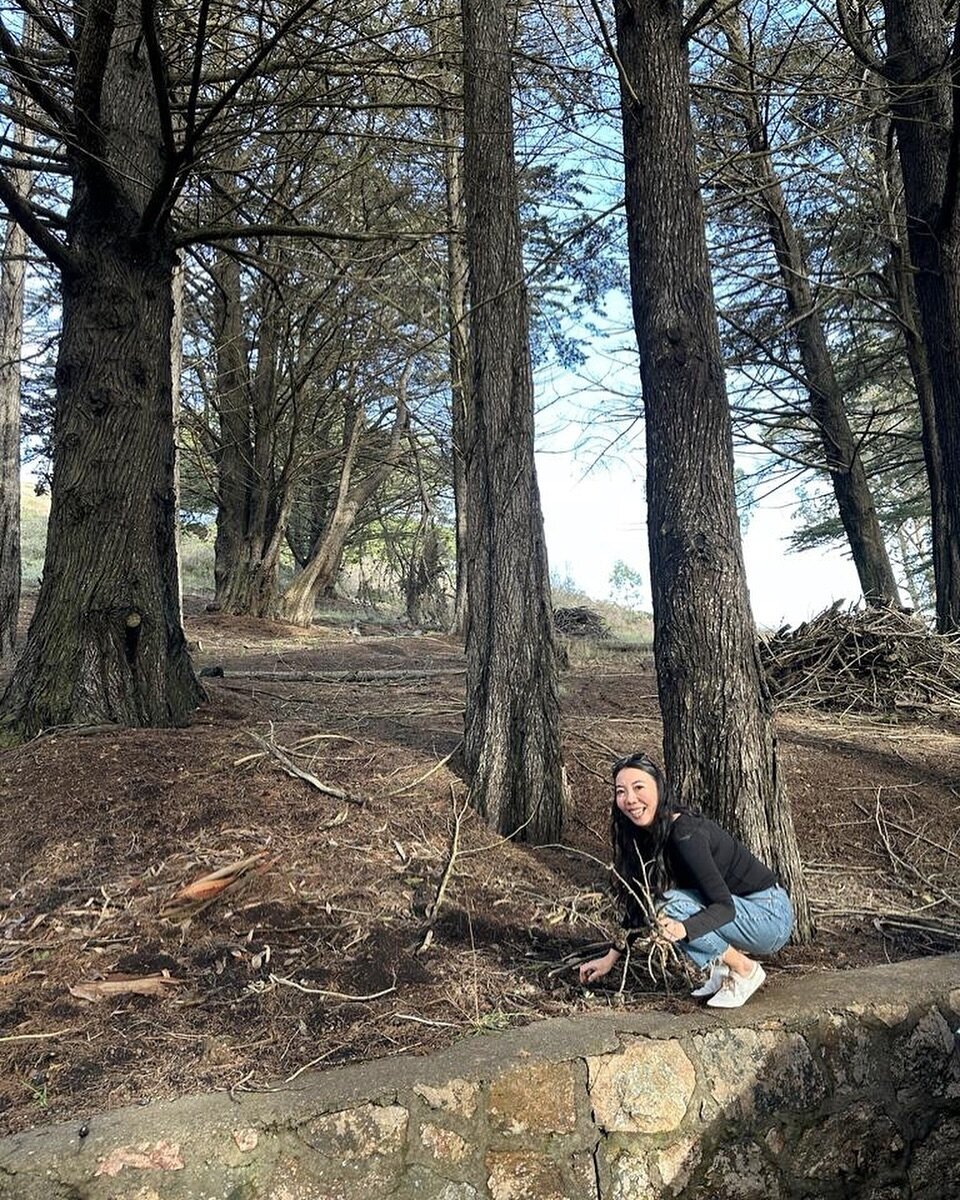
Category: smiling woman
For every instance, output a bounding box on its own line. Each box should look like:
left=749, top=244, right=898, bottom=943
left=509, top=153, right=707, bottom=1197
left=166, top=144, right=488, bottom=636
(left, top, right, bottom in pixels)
left=579, top=752, right=795, bottom=1008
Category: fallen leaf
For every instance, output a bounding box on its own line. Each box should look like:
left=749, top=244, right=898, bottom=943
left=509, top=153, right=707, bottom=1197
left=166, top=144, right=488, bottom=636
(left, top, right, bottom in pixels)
left=69, top=974, right=183, bottom=1002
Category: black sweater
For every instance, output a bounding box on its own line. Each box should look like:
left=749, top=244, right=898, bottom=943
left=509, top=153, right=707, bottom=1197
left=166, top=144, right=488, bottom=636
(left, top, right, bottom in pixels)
left=624, top=812, right=778, bottom=943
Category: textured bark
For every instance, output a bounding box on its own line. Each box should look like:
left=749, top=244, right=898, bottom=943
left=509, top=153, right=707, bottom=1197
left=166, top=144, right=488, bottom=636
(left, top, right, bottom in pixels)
left=0, top=0, right=202, bottom=736
left=460, top=0, right=565, bottom=842
left=210, top=252, right=287, bottom=618
left=0, top=173, right=27, bottom=663
left=881, top=0, right=960, bottom=630
left=874, top=122, right=951, bottom=616
left=722, top=11, right=901, bottom=608
left=0, top=18, right=33, bottom=662
left=614, top=0, right=811, bottom=935
left=440, top=98, right=471, bottom=638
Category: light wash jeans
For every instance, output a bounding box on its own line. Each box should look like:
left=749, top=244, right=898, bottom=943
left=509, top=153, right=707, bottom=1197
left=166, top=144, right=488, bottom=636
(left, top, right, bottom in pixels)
left=660, top=885, right=794, bottom=970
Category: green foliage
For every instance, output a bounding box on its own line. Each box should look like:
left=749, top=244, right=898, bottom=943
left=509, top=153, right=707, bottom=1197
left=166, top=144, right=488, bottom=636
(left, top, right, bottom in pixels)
left=180, top=532, right=215, bottom=597
left=608, top=559, right=644, bottom=609
left=20, top=485, right=48, bottom=589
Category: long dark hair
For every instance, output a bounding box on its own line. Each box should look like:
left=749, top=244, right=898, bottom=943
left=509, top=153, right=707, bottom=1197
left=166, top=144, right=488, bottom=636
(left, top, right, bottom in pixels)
left=610, top=752, right=689, bottom=919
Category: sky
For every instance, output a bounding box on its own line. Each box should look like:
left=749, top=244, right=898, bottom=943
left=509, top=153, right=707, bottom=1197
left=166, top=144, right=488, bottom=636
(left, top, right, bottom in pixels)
left=534, top=443, right=863, bottom=632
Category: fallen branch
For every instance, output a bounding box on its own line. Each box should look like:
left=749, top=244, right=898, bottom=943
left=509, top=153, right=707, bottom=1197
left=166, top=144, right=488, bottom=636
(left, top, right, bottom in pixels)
left=385, top=741, right=462, bottom=798
left=246, top=731, right=363, bottom=804
left=225, top=668, right=466, bottom=683
left=416, top=788, right=469, bottom=955
left=234, top=732, right=356, bottom=767
left=269, top=973, right=397, bottom=1002
left=0, top=1029, right=79, bottom=1043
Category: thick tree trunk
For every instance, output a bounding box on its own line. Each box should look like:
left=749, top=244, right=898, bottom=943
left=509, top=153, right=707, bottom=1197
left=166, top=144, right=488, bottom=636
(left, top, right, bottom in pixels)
left=211, top=251, right=285, bottom=617
left=875, top=122, right=953, bottom=617
left=460, top=0, right=565, bottom=843
left=614, top=0, right=811, bottom=935
left=0, top=0, right=202, bottom=737
left=881, top=0, right=960, bottom=630
left=722, top=11, right=901, bottom=608
left=1, top=225, right=202, bottom=734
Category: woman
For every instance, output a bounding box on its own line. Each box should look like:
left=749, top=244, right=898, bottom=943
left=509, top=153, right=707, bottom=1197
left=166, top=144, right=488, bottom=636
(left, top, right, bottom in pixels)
left=578, top=752, right=794, bottom=1008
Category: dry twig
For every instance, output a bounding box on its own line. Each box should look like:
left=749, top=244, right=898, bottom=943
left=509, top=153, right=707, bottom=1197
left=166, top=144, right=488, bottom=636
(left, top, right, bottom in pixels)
left=246, top=729, right=363, bottom=804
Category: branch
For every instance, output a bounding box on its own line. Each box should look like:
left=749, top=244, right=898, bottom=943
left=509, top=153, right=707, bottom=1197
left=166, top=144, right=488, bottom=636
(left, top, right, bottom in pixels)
left=183, top=0, right=212, bottom=144
left=139, top=0, right=326, bottom=233
left=0, top=18, right=72, bottom=131
left=174, top=223, right=439, bottom=249
left=0, top=170, right=76, bottom=272
left=15, top=0, right=73, bottom=52
left=139, top=0, right=176, bottom=164
left=681, top=0, right=738, bottom=42
left=833, top=0, right=885, bottom=75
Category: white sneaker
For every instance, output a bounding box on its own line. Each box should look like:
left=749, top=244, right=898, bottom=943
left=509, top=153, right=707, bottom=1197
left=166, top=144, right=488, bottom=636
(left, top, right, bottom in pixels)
left=690, top=961, right=728, bottom=998
left=706, top=963, right=766, bottom=1008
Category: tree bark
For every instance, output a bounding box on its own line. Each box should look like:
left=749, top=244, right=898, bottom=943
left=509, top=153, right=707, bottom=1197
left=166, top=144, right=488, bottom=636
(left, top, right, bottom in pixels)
left=460, top=0, right=565, bottom=843
left=721, top=10, right=901, bottom=608
left=0, top=163, right=27, bottom=663
left=0, top=0, right=202, bottom=737
left=880, top=0, right=960, bottom=630
left=614, top=0, right=811, bottom=934
left=440, top=96, right=472, bottom=638
left=0, top=17, right=34, bottom=662
left=211, top=251, right=287, bottom=617
left=872, top=110, right=951, bottom=618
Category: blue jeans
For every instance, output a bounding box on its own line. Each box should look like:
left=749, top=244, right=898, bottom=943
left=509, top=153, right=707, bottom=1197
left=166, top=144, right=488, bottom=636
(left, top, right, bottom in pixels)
left=660, top=885, right=794, bottom=970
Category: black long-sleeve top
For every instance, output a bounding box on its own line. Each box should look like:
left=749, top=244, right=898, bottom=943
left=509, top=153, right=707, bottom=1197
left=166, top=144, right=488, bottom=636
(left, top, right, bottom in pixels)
left=624, top=812, right=778, bottom=943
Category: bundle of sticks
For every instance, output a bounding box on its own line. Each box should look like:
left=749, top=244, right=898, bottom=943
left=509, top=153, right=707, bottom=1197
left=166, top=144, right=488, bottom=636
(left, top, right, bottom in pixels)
left=759, top=603, right=960, bottom=714
left=553, top=606, right=611, bottom=640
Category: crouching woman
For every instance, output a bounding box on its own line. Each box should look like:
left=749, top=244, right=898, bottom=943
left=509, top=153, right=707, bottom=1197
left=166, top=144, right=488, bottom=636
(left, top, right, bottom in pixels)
left=579, top=752, right=794, bottom=1008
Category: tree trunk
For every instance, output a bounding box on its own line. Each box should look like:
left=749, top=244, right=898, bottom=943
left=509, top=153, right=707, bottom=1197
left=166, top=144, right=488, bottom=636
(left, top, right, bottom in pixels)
left=722, top=10, right=901, bottom=608
left=0, top=21, right=34, bottom=662
left=275, top=391, right=409, bottom=626
left=881, top=0, right=960, bottom=630
left=460, top=0, right=565, bottom=843
left=439, top=85, right=472, bottom=637
left=0, top=0, right=202, bottom=737
left=873, top=113, right=952, bottom=619
left=614, top=0, right=811, bottom=935
left=210, top=250, right=286, bottom=617
left=0, top=172, right=27, bottom=663
left=212, top=251, right=254, bottom=609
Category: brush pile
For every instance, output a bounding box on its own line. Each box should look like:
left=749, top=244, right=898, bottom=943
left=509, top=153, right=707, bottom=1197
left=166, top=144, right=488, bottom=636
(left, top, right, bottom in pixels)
left=760, top=603, right=960, bottom=715
left=554, top=606, right=611, bottom=639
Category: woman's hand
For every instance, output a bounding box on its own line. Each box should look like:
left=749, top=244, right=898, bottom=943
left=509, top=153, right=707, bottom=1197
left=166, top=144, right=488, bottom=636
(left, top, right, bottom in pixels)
left=656, top=915, right=687, bottom=942
left=579, top=948, right=620, bottom=984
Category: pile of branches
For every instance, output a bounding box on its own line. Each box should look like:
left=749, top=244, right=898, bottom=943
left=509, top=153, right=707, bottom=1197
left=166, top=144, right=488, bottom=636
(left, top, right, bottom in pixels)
left=554, top=606, right=611, bottom=640
left=760, top=603, right=960, bottom=714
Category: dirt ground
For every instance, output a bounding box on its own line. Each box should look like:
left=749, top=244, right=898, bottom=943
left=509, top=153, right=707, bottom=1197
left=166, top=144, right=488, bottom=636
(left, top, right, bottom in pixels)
left=1, top=597, right=959, bottom=1135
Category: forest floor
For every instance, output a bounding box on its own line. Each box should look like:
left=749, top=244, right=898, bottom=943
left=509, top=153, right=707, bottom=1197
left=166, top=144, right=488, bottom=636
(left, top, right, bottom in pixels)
left=2, top=596, right=959, bottom=1134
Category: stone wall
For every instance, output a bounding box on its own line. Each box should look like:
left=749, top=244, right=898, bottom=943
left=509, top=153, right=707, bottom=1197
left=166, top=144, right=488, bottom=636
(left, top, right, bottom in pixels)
left=2, top=956, right=959, bottom=1199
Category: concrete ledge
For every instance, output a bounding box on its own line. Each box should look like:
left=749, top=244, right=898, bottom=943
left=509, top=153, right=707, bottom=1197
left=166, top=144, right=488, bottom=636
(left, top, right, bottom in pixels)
left=2, top=956, right=959, bottom=1199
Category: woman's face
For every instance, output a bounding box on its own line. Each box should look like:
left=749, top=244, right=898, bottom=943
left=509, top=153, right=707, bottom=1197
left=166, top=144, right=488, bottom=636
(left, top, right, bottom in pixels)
left=614, top=766, right=659, bottom=828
